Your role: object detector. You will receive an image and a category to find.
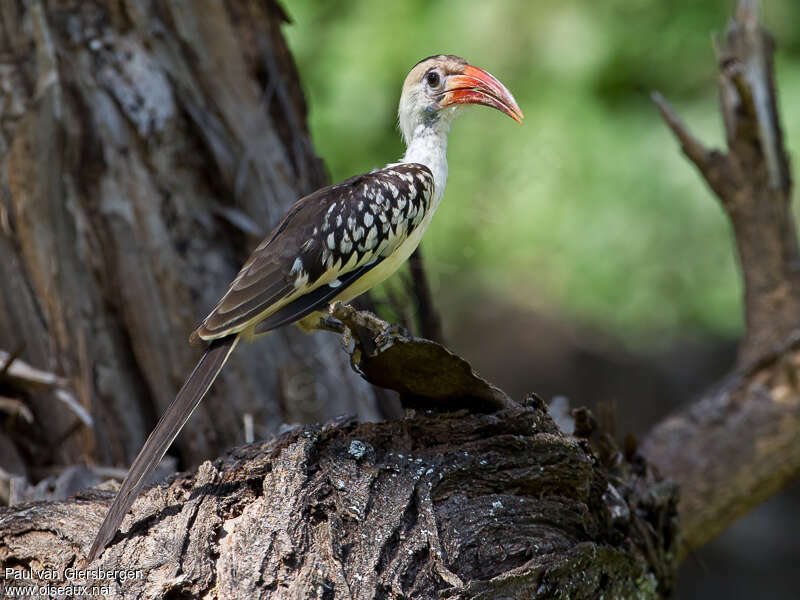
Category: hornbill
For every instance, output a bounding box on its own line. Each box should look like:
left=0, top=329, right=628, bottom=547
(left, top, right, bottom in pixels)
left=88, top=54, right=522, bottom=561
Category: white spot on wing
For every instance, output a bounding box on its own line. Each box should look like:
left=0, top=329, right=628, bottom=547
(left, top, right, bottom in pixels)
left=294, top=272, right=309, bottom=290
left=365, top=226, right=378, bottom=249
left=290, top=257, right=303, bottom=274
left=327, top=232, right=336, bottom=250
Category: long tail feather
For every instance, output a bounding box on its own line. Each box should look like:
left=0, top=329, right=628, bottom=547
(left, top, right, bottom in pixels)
left=88, top=334, right=240, bottom=561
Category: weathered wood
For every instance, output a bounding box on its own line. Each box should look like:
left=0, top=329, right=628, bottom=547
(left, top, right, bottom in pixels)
left=0, top=399, right=677, bottom=599
left=0, top=0, right=382, bottom=475
left=329, top=303, right=512, bottom=413
left=641, top=338, right=800, bottom=558
left=644, top=0, right=800, bottom=557
left=652, top=1, right=799, bottom=367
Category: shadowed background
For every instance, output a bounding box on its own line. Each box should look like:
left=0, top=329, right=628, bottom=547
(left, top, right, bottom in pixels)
left=282, top=1, right=800, bottom=598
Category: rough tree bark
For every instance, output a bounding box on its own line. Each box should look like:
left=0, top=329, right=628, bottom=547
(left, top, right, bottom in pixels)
left=2, top=310, right=679, bottom=599
left=0, top=0, right=385, bottom=480
left=0, top=0, right=798, bottom=599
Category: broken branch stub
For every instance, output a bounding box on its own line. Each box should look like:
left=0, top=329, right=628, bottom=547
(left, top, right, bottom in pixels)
left=329, top=303, right=513, bottom=412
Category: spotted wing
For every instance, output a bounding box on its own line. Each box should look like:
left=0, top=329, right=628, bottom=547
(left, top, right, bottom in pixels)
left=194, top=163, right=434, bottom=340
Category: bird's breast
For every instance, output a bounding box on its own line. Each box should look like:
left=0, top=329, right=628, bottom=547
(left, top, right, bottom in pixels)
left=332, top=203, right=437, bottom=304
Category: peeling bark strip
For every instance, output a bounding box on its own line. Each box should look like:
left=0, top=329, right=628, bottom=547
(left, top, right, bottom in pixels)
left=644, top=0, right=800, bottom=558
left=0, top=0, right=383, bottom=472
left=1, top=401, right=677, bottom=599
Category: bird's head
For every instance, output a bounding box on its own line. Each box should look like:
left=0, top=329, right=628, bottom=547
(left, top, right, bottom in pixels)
left=398, top=54, right=523, bottom=145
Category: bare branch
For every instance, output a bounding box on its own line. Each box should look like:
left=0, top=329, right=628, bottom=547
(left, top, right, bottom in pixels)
left=0, top=347, right=66, bottom=388
left=736, top=0, right=759, bottom=28
left=641, top=341, right=800, bottom=558
left=0, top=396, right=33, bottom=424
left=408, top=248, right=445, bottom=343
left=643, top=0, right=800, bottom=558
left=651, top=92, right=711, bottom=172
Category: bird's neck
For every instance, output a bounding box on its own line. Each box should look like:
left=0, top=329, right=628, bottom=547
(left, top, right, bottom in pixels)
left=401, top=123, right=449, bottom=206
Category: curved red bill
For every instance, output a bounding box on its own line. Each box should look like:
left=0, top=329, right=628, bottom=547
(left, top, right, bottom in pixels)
left=441, top=64, right=524, bottom=123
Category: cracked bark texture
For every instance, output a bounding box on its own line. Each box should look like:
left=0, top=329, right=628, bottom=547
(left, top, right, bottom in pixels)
left=0, top=0, right=384, bottom=476
left=1, top=398, right=677, bottom=599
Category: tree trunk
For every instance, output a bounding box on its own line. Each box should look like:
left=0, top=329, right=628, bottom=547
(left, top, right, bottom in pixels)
left=0, top=0, right=385, bottom=477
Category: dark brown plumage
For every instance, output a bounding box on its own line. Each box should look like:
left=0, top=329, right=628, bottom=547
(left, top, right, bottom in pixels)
left=194, top=163, right=433, bottom=340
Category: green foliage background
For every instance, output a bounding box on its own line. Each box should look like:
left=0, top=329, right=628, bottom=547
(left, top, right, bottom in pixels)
left=283, top=0, right=800, bottom=348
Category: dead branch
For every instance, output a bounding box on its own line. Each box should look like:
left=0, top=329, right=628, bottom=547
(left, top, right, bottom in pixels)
left=408, top=248, right=445, bottom=343
left=643, top=0, right=800, bottom=557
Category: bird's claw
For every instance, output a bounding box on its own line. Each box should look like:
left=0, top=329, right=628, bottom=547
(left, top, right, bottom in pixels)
left=318, top=316, right=346, bottom=334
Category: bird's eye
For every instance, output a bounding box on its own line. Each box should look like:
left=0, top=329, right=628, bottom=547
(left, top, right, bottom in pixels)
left=425, top=70, right=441, bottom=88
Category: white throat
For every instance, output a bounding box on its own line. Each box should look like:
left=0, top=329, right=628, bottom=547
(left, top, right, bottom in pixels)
left=400, top=122, right=450, bottom=208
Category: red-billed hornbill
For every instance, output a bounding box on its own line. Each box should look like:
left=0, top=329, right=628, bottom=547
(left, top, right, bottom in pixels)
left=88, top=55, right=522, bottom=560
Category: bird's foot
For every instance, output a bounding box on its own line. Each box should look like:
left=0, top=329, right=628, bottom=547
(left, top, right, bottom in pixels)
left=317, top=316, right=346, bottom=334
left=328, top=302, right=414, bottom=350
